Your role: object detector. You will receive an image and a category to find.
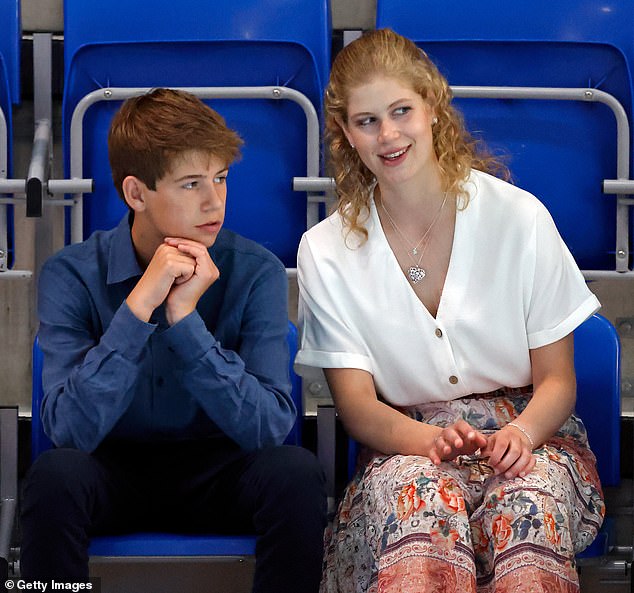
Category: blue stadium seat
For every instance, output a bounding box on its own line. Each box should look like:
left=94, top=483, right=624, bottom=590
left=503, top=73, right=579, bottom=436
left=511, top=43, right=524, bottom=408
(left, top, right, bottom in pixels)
left=377, top=0, right=634, bottom=272
left=62, top=0, right=331, bottom=267
left=573, top=314, right=621, bottom=488
left=0, top=0, right=19, bottom=108
left=31, top=321, right=302, bottom=576
left=0, top=0, right=20, bottom=270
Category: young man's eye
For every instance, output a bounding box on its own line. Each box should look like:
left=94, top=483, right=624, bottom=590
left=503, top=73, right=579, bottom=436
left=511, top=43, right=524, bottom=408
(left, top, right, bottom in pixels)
left=213, top=175, right=228, bottom=184
left=182, top=181, right=198, bottom=189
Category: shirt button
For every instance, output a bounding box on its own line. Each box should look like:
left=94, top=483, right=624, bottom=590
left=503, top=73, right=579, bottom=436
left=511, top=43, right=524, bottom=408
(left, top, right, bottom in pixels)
left=449, top=375, right=458, bottom=385
left=157, top=377, right=165, bottom=387
left=435, top=328, right=443, bottom=338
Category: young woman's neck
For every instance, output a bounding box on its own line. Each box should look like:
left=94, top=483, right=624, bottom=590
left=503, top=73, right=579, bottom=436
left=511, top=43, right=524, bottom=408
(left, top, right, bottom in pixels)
left=377, top=170, right=445, bottom=218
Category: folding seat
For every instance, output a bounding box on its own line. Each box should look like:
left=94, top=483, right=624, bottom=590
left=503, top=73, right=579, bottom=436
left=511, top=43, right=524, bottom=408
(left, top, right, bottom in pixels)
left=31, top=321, right=303, bottom=592
left=377, top=0, right=634, bottom=274
left=0, top=0, right=21, bottom=272
left=62, top=0, right=331, bottom=267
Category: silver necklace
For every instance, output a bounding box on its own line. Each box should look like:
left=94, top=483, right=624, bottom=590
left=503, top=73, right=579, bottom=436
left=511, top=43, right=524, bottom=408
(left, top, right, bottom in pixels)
left=380, top=192, right=448, bottom=284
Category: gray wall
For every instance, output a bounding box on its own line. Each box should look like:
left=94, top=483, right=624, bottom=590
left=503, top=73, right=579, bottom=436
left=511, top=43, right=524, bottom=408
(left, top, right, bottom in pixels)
left=20, top=0, right=377, bottom=32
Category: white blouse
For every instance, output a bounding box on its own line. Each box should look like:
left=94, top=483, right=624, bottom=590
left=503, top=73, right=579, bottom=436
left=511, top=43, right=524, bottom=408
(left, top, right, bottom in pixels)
left=295, top=169, right=600, bottom=406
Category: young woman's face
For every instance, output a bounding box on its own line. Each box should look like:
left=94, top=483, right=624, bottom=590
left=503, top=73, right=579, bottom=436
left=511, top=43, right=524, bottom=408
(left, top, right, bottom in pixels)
left=341, top=76, right=438, bottom=190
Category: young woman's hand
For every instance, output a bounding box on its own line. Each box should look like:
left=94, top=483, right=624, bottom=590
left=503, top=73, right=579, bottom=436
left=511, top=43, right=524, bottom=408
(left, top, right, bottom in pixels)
left=428, top=420, right=488, bottom=465
left=481, top=425, right=536, bottom=479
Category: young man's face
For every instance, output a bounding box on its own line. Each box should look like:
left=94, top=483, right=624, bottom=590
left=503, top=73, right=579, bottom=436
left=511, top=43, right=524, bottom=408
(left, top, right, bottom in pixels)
left=135, top=150, right=229, bottom=249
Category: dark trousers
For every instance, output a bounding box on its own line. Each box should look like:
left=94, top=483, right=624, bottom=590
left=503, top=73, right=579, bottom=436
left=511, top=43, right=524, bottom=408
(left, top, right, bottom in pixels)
left=20, top=440, right=327, bottom=593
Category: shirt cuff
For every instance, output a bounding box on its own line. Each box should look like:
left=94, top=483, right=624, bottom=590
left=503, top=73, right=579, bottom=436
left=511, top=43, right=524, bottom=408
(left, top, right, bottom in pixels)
left=527, top=294, right=601, bottom=349
left=294, top=349, right=373, bottom=376
left=161, top=310, right=215, bottom=365
left=102, top=301, right=156, bottom=359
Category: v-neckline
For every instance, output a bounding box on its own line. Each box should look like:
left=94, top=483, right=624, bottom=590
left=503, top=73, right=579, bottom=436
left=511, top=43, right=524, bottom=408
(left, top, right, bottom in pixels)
left=370, top=190, right=460, bottom=321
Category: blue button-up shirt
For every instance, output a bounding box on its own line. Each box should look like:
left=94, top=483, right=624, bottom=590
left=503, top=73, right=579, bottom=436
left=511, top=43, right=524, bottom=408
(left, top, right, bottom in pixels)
left=37, top=214, right=294, bottom=453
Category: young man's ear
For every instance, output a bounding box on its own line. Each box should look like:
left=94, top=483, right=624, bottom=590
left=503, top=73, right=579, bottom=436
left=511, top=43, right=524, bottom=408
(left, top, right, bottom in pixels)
left=121, top=176, right=148, bottom=212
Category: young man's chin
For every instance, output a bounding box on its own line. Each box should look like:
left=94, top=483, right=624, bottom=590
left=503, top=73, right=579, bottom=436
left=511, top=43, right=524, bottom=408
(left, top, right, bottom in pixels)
left=194, top=227, right=221, bottom=248
left=175, top=224, right=222, bottom=247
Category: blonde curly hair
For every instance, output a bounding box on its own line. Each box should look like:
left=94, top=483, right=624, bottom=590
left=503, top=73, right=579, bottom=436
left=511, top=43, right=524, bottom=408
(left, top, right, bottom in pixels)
left=325, top=28, right=509, bottom=242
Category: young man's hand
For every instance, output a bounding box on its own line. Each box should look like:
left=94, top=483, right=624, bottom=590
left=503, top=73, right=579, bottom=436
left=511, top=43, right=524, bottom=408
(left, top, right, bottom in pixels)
left=162, top=237, right=219, bottom=325
left=126, top=239, right=218, bottom=323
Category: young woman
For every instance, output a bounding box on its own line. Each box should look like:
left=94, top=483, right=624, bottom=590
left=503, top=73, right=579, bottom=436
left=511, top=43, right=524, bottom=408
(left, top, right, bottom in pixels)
left=295, top=29, right=604, bottom=593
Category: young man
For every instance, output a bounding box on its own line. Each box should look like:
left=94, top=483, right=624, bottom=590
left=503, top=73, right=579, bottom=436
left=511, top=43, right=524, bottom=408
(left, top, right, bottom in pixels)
left=21, top=88, right=326, bottom=593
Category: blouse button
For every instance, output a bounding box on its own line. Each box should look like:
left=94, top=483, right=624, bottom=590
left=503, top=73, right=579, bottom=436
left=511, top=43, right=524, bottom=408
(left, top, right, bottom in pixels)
left=435, top=328, right=443, bottom=338
left=449, top=375, right=458, bottom=385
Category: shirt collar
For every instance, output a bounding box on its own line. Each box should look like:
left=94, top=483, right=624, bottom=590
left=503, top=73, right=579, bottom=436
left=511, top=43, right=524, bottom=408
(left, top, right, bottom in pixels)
left=107, top=213, right=144, bottom=284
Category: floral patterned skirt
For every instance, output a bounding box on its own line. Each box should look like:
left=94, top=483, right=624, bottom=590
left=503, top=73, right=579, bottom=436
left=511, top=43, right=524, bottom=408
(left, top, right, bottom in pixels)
left=320, top=389, right=605, bottom=593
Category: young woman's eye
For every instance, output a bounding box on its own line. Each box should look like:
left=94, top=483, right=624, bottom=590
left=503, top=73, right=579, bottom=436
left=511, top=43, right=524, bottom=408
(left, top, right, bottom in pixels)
left=354, top=116, right=375, bottom=128
left=394, top=106, right=412, bottom=116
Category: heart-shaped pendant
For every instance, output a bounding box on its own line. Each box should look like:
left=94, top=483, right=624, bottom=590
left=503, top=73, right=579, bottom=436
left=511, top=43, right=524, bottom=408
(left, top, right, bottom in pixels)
left=407, top=266, right=426, bottom=284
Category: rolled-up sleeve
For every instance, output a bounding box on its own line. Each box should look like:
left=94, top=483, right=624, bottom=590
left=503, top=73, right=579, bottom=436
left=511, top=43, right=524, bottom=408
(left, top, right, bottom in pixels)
left=526, top=205, right=600, bottom=349
left=295, top=233, right=373, bottom=376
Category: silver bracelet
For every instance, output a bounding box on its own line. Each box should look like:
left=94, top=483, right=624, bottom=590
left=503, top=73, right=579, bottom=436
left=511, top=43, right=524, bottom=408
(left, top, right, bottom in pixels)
left=507, top=422, right=535, bottom=449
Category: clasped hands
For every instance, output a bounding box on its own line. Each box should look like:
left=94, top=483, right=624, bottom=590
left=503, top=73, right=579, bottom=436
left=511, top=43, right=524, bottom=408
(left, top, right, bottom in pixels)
left=428, top=419, right=536, bottom=480
left=127, top=237, right=219, bottom=326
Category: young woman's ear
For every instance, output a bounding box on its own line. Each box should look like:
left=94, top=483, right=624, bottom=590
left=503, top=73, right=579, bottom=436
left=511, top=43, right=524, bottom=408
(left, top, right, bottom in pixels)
left=336, top=116, right=355, bottom=149
left=121, top=176, right=148, bottom=212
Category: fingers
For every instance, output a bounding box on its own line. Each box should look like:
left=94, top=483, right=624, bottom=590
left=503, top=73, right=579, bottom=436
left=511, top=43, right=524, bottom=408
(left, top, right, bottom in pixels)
left=127, top=244, right=196, bottom=321
left=153, top=244, right=197, bottom=283
left=429, top=421, right=488, bottom=464
left=483, top=429, right=536, bottom=479
left=428, top=438, right=442, bottom=466
left=164, top=237, right=208, bottom=261
left=429, top=422, right=537, bottom=481
left=164, top=237, right=219, bottom=284
left=429, top=433, right=453, bottom=464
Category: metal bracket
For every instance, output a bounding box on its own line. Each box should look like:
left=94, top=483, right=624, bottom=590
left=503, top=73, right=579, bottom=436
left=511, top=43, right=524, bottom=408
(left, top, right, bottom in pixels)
left=616, top=317, right=634, bottom=339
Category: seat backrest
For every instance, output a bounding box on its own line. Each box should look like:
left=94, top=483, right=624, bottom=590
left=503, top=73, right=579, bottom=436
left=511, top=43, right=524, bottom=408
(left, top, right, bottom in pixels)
left=32, top=320, right=303, bottom=459
left=62, top=0, right=331, bottom=267
left=0, top=0, right=20, bottom=108
left=573, top=313, right=621, bottom=487
left=377, top=0, right=634, bottom=271
left=0, top=0, right=21, bottom=270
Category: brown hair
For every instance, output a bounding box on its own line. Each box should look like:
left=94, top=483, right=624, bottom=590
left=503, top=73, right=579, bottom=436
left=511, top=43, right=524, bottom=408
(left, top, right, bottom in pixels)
left=325, top=28, right=509, bottom=242
left=108, top=88, right=243, bottom=200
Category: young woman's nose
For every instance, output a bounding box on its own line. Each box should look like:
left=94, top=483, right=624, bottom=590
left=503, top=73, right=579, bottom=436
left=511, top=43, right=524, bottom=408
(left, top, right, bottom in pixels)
left=378, top=119, right=399, bottom=142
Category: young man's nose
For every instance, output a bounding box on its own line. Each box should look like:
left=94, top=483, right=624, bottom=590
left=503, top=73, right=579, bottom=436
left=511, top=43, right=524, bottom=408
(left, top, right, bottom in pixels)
left=201, top=183, right=223, bottom=210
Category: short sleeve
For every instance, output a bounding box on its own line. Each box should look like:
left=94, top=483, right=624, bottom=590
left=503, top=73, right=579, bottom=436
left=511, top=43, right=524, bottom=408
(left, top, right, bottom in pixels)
left=294, top=234, right=373, bottom=375
left=526, top=205, right=600, bottom=349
